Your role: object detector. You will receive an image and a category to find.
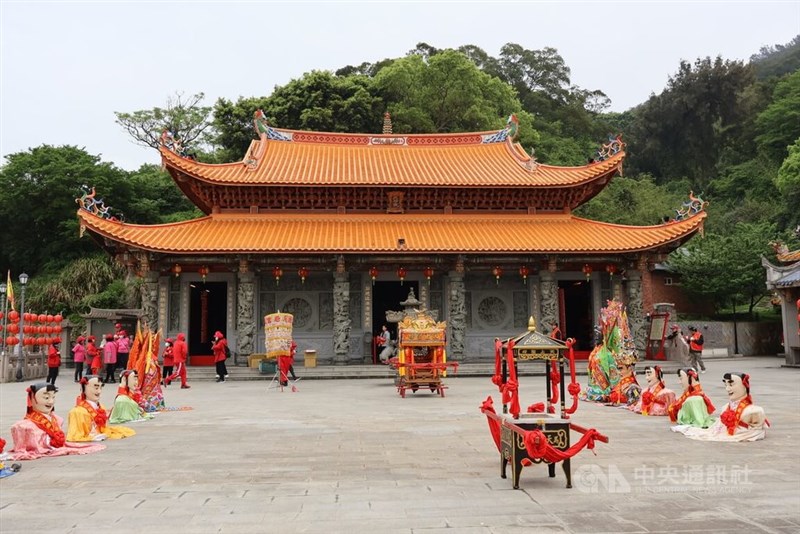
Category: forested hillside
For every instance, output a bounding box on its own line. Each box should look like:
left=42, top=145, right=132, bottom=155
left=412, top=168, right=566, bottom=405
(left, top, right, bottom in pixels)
left=2, top=37, right=798, bottom=319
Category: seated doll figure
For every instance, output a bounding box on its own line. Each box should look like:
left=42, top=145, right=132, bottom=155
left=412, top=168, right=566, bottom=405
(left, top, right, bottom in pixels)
left=630, top=365, right=677, bottom=416
left=10, top=382, right=105, bottom=460
left=678, top=372, right=769, bottom=442
left=607, top=356, right=641, bottom=406
left=110, top=370, right=154, bottom=424
left=66, top=376, right=135, bottom=442
left=669, top=368, right=716, bottom=430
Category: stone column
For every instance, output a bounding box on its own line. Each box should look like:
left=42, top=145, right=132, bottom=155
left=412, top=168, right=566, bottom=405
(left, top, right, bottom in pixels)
left=332, top=257, right=351, bottom=365
left=626, top=268, right=646, bottom=353
left=448, top=256, right=466, bottom=360
left=539, top=257, right=559, bottom=331
left=141, top=271, right=159, bottom=331
left=236, top=268, right=256, bottom=361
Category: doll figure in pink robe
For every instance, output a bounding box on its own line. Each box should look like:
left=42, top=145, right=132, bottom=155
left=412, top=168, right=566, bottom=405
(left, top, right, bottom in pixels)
left=9, top=382, right=105, bottom=460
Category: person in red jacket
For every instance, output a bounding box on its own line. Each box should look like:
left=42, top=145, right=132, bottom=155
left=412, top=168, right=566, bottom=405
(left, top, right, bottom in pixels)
left=87, top=336, right=101, bottom=376
left=161, top=338, right=174, bottom=386
left=688, top=326, right=707, bottom=374
left=211, top=331, right=229, bottom=383
left=166, top=333, right=190, bottom=389
left=46, top=341, right=61, bottom=386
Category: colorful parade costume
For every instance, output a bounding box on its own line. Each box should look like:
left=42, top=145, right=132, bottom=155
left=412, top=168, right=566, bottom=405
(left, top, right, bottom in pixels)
left=674, top=372, right=768, bottom=442
left=583, top=299, right=638, bottom=402
left=128, top=326, right=166, bottom=412
left=9, top=383, right=105, bottom=460
left=66, top=376, right=135, bottom=441
left=607, top=354, right=641, bottom=406
left=668, top=368, right=715, bottom=429
left=110, top=370, right=154, bottom=424
left=629, top=366, right=676, bottom=416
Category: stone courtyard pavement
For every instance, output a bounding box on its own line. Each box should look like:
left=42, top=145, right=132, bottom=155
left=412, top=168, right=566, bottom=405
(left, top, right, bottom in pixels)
left=0, top=357, right=798, bottom=534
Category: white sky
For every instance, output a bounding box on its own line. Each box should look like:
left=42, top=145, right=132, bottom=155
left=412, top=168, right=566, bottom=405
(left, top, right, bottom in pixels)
left=1, top=1, right=799, bottom=171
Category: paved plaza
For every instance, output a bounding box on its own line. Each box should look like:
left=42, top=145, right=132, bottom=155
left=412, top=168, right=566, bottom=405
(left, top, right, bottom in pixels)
left=0, top=357, right=798, bottom=533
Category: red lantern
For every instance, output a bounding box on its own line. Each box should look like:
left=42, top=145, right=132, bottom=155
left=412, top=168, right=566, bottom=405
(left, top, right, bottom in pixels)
left=369, top=266, right=379, bottom=285
left=519, top=265, right=530, bottom=285
left=198, top=265, right=209, bottom=281
left=605, top=264, right=618, bottom=278
left=0, top=311, right=3, bottom=320
left=492, top=266, right=503, bottom=285
left=6, top=323, right=19, bottom=334
left=37, top=337, right=46, bottom=346
left=582, top=264, right=593, bottom=281
left=23, top=312, right=32, bottom=322
left=54, top=313, right=63, bottom=323
left=54, top=325, right=62, bottom=334
left=38, top=313, right=46, bottom=323
left=24, top=337, right=34, bottom=346
left=423, top=266, right=434, bottom=283
left=46, top=314, right=54, bottom=323
left=46, top=325, right=54, bottom=334
left=298, top=266, right=309, bottom=284
left=171, top=263, right=182, bottom=278
left=38, top=325, right=47, bottom=334
left=6, top=336, right=18, bottom=346
left=272, top=266, right=283, bottom=286
left=397, top=267, right=407, bottom=285
left=8, top=310, right=19, bottom=323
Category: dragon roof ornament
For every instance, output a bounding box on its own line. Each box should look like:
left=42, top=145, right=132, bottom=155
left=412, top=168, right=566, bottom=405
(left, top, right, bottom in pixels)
left=595, top=133, right=626, bottom=161
left=75, top=186, right=123, bottom=222
left=673, top=191, right=709, bottom=221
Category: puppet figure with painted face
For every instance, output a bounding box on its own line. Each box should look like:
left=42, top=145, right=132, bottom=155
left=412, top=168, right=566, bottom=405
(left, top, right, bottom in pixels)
left=630, top=365, right=676, bottom=416
left=9, top=382, right=105, bottom=459
left=677, top=372, right=769, bottom=442
left=66, top=376, right=135, bottom=442
left=110, top=370, right=154, bottom=424
left=607, top=354, right=641, bottom=406
left=668, top=367, right=716, bottom=430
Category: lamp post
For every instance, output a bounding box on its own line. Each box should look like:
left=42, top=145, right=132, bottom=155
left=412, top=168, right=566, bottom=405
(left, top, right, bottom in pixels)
left=15, top=272, right=28, bottom=381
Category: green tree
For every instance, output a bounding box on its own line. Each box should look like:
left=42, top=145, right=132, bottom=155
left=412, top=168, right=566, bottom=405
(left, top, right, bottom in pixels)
left=114, top=92, right=214, bottom=153
left=669, top=222, right=776, bottom=317
left=373, top=49, right=525, bottom=135
left=575, top=175, right=688, bottom=226
left=755, top=70, right=800, bottom=164
left=627, top=57, right=756, bottom=187
left=775, top=138, right=800, bottom=228
left=212, top=72, right=383, bottom=161
left=0, top=145, right=129, bottom=275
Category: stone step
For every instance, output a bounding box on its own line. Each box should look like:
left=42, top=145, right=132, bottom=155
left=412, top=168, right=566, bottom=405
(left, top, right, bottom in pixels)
left=185, top=360, right=689, bottom=381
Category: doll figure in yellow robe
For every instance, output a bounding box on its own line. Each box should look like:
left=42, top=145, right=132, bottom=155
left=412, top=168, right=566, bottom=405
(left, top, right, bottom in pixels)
left=66, top=375, right=135, bottom=442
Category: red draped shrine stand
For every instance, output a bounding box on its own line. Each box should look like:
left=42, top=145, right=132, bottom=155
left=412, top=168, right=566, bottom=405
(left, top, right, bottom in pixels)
left=481, top=318, right=609, bottom=489
left=394, top=311, right=457, bottom=398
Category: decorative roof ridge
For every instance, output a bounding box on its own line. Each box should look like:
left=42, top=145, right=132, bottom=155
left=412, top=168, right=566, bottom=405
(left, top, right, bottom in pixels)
left=77, top=208, right=213, bottom=228
left=535, top=151, right=625, bottom=171
left=251, top=110, right=521, bottom=147
left=762, top=255, right=800, bottom=271
left=209, top=211, right=577, bottom=222
left=159, top=146, right=243, bottom=170
left=570, top=210, right=707, bottom=230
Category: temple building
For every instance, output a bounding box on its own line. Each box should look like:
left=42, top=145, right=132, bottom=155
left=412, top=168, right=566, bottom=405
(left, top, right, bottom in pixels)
left=763, top=235, right=800, bottom=367
left=77, top=114, right=706, bottom=366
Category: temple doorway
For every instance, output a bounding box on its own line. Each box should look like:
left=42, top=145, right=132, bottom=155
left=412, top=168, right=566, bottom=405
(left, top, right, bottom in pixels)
left=372, top=281, right=419, bottom=363
left=558, top=280, right=594, bottom=355
left=188, top=281, right=227, bottom=366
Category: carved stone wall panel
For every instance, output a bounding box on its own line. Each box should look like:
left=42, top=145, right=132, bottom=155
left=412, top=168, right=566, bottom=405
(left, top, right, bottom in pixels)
left=319, top=293, right=333, bottom=330
left=539, top=271, right=558, bottom=332
left=236, top=272, right=255, bottom=356
left=333, top=273, right=350, bottom=364
left=626, top=271, right=646, bottom=353
left=513, top=291, right=530, bottom=328
left=277, top=295, right=315, bottom=330
left=141, top=272, right=159, bottom=330
left=448, top=274, right=466, bottom=359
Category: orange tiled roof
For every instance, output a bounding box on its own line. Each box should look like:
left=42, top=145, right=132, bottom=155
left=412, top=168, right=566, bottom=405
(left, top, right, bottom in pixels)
left=159, top=132, right=624, bottom=187
left=777, top=250, right=800, bottom=262
left=77, top=209, right=705, bottom=254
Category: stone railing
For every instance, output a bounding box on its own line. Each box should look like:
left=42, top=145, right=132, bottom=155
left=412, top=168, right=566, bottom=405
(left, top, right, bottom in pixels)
left=0, top=350, right=47, bottom=383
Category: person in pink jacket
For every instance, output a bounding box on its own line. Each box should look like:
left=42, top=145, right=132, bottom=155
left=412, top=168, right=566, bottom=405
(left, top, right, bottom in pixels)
left=102, top=334, right=118, bottom=384
left=72, top=336, right=86, bottom=382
